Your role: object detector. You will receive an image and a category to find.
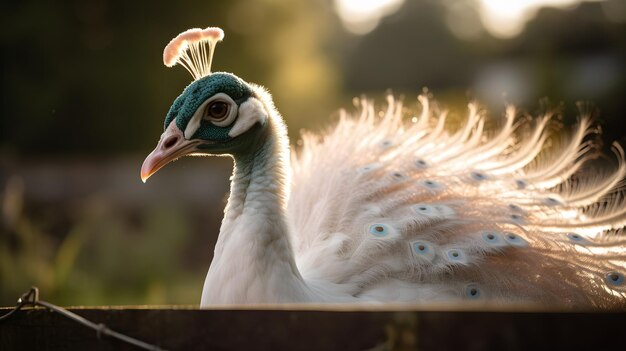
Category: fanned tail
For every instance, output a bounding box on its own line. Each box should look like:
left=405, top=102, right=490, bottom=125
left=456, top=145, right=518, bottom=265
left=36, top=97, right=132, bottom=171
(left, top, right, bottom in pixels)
left=289, top=94, right=626, bottom=308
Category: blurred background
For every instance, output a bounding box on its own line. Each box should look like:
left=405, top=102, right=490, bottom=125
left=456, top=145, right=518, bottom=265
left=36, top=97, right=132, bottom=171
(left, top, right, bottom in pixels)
left=1, top=0, right=625, bottom=306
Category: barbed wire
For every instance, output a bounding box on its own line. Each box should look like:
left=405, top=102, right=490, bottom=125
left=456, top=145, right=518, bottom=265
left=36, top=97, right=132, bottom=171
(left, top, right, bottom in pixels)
left=0, top=287, right=167, bottom=351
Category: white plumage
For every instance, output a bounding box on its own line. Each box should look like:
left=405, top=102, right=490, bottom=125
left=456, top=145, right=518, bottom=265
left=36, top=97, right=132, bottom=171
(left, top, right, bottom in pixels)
left=142, top=27, right=626, bottom=309
left=289, top=95, right=626, bottom=308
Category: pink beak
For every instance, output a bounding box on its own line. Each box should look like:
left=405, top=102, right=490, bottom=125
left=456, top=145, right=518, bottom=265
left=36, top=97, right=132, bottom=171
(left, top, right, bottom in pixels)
left=140, top=121, right=198, bottom=183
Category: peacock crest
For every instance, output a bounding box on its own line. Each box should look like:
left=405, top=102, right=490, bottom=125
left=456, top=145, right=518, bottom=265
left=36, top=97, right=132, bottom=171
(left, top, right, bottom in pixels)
left=162, top=26, right=224, bottom=80
left=142, top=26, right=626, bottom=308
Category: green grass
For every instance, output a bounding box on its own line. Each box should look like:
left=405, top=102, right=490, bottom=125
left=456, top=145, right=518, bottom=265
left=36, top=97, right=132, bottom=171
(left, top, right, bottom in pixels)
left=1, top=194, right=206, bottom=307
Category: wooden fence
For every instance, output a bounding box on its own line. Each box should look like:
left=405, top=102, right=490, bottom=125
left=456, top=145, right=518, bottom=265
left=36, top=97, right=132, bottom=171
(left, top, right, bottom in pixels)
left=1, top=306, right=624, bottom=350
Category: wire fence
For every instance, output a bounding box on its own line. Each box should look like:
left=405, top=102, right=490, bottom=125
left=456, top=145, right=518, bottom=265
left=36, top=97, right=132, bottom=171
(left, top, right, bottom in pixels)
left=0, top=287, right=166, bottom=351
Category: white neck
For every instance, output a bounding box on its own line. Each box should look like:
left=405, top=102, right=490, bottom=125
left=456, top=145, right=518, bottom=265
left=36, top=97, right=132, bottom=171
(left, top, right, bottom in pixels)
left=200, top=116, right=314, bottom=305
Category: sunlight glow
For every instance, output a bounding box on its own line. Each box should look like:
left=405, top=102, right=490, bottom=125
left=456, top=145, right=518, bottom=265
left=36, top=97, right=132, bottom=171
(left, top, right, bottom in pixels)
left=335, top=0, right=610, bottom=38
left=477, top=0, right=604, bottom=38
left=334, top=0, right=405, bottom=35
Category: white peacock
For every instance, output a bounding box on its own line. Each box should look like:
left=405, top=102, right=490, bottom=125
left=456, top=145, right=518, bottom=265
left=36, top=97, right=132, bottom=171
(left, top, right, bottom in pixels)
left=141, top=26, right=626, bottom=308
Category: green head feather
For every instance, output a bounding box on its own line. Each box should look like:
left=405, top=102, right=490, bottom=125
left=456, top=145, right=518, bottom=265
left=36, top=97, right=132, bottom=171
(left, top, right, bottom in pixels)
left=164, top=72, right=253, bottom=141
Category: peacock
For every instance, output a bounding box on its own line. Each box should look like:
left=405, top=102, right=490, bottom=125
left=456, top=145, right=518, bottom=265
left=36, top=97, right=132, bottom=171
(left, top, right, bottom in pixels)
left=141, top=26, right=626, bottom=308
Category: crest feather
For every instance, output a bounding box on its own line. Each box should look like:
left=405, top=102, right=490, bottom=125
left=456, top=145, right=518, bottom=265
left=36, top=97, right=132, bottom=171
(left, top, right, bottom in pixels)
left=163, top=27, right=224, bottom=80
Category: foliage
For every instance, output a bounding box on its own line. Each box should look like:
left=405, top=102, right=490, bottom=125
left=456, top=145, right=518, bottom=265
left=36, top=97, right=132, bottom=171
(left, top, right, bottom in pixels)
left=1, top=178, right=204, bottom=306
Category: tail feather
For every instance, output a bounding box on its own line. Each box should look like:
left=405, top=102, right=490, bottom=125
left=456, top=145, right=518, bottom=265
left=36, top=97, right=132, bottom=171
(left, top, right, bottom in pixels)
left=289, top=94, right=626, bottom=308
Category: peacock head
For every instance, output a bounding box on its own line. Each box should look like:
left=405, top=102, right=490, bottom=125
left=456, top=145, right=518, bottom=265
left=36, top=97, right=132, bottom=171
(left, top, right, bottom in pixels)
left=141, top=27, right=272, bottom=182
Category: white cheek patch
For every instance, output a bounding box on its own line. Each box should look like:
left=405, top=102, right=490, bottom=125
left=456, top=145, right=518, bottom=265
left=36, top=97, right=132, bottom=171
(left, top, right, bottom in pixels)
left=184, top=99, right=211, bottom=140
left=229, top=97, right=268, bottom=138
left=184, top=113, right=202, bottom=140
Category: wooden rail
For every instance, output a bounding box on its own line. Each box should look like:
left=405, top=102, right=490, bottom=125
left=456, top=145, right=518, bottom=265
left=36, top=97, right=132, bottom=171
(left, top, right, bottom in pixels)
left=1, top=306, right=624, bottom=350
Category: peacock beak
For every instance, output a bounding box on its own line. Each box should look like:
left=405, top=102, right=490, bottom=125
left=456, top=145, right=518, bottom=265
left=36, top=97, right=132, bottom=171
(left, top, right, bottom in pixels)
left=141, top=121, right=198, bottom=183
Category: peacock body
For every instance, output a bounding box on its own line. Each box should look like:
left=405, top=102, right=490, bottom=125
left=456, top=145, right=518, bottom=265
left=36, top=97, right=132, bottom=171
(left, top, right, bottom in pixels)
left=141, top=27, right=626, bottom=308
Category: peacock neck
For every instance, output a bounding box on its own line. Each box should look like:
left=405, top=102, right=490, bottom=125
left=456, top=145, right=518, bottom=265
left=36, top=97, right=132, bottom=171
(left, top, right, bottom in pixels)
left=224, top=124, right=290, bottom=225
left=201, top=116, right=313, bottom=305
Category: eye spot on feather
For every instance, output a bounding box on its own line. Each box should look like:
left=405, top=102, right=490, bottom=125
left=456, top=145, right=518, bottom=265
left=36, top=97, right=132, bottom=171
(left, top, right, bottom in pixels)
left=510, top=213, right=524, bottom=222
left=482, top=231, right=501, bottom=244
left=606, top=272, right=624, bottom=286
left=380, top=140, right=392, bottom=149
left=445, top=249, right=467, bottom=263
left=421, top=179, right=442, bottom=191
left=566, top=232, right=588, bottom=244
left=410, top=240, right=436, bottom=261
left=391, top=171, right=405, bottom=180
left=471, top=171, right=487, bottom=181
left=413, top=242, right=430, bottom=254
left=412, top=204, right=455, bottom=219
left=415, top=159, right=429, bottom=169
left=508, top=203, right=522, bottom=212
left=465, top=284, right=481, bottom=299
left=515, top=179, right=528, bottom=189
left=504, top=232, right=528, bottom=247
left=544, top=197, right=561, bottom=206
left=413, top=204, right=434, bottom=215
left=369, top=224, right=389, bottom=237
left=480, top=230, right=508, bottom=248
left=358, top=163, right=381, bottom=174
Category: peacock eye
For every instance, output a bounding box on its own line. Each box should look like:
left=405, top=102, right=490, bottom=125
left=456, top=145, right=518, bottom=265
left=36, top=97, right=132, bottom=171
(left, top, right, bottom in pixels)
left=198, top=93, right=238, bottom=128
left=206, top=101, right=229, bottom=120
